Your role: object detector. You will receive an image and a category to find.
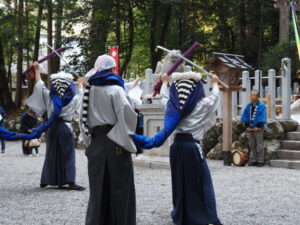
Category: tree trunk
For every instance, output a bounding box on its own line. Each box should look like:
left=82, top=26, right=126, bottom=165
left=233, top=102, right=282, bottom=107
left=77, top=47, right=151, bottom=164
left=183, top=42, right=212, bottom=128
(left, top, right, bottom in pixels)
left=88, top=0, right=114, bottom=68
left=47, top=0, right=54, bottom=79
left=25, top=0, right=30, bottom=67
left=7, top=42, right=13, bottom=92
left=149, top=0, right=160, bottom=70
left=156, top=5, right=172, bottom=61
left=8, top=0, right=19, bottom=93
left=115, top=0, right=121, bottom=76
left=239, top=0, right=246, bottom=55
left=29, top=0, right=45, bottom=95
left=53, top=0, right=64, bottom=73
left=24, top=0, right=31, bottom=100
left=14, top=0, right=24, bottom=108
left=150, top=2, right=172, bottom=70
left=178, top=17, right=183, bottom=47
left=33, top=0, right=45, bottom=61
left=0, top=38, right=16, bottom=110
left=119, top=1, right=134, bottom=77
left=115, top=0, right=121, bottom=47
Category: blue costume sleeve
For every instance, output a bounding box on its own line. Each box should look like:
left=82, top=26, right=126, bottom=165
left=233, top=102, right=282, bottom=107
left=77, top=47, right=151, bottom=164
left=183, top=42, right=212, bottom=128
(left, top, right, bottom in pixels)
left=131, top=101, right=181, bottom=149
left=241, top=103, right=251, bottom=123
left=0, top=127, right=41, bottom=140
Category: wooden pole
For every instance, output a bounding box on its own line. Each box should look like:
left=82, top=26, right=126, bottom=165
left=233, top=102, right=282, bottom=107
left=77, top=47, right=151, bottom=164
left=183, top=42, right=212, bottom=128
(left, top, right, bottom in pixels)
left=222, top=89, right=232, bottom=166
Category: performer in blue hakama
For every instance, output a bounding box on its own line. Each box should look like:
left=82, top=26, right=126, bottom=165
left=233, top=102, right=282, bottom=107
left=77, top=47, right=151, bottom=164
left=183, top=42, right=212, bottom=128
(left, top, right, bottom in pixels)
left=132, top=72, right=222, bottom=225
left=26, top=62, right=85, bottom=191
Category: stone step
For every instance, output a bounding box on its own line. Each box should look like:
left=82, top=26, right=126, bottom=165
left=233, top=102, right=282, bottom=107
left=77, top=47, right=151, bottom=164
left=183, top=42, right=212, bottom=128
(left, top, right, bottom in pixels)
left=281, top=140, right=300, bottom=150
left=286, top=132, right=300, bottom=140
left=270, top=160, right=300, bottom=170
left=277, top=150, right=300, bottom=160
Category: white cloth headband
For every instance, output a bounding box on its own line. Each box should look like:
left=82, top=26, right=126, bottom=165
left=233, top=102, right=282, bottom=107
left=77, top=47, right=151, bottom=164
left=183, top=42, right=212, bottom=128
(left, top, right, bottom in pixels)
left=85, top=54, right=116, bottom=77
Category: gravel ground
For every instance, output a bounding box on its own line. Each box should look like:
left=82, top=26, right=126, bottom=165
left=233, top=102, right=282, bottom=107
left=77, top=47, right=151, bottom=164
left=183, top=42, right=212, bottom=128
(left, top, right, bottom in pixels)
left=0, top=141, right=300, bottom=225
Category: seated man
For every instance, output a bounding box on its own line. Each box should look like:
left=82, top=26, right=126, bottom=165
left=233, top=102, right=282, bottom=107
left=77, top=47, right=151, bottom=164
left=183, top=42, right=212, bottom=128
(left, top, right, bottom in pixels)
left=20, top=109, right=38, bottom=155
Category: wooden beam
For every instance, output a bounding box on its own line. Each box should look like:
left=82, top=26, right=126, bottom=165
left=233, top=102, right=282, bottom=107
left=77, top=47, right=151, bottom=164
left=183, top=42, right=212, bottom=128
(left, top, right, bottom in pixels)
left=222, top=90, right=232, bottom=166
left=220, top=86, right=245, bottom=92
left=260, top=95, right=271, bottom=119
left=274, top=0, right=300, bottom=9
left=274, top=0, right=300, bottom=41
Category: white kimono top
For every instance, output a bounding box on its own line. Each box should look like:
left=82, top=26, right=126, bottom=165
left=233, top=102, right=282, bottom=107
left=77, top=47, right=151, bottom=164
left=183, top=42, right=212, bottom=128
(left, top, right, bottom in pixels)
left=160, top=82, right=220, bottom=141
left=80, top=85, right=137, bottom=153
left=26, top=80, right=84, bottom=122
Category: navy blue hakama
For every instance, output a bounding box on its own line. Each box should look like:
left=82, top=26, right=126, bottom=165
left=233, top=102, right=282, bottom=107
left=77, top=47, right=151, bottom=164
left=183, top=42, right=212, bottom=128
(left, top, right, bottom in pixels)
left=170, top=133, right=220, bottom=225
left=40, top=118, right=76, bottom=187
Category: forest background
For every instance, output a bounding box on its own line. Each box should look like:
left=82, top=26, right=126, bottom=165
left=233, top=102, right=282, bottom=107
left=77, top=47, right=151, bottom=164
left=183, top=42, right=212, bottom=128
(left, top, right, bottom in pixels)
left=0, top=0, right=297, bottom=110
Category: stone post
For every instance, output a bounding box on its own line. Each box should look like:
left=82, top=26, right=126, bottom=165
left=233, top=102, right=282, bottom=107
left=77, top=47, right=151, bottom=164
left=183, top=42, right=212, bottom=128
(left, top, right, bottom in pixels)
left=265, top=86, right=268, bottom=98
left=277, top=87, right=282, bottom=98
left=268, top=69, right=276, bottom=120
left=136, top=104, right=171, bottom=157
left=293, top=82, right=299, bottom=94
left=281, top=58, right=291, bottom=119
left=241, top=71, right=250, bottom=110
left=145, top=68, right=153, bottom=95
left=254, top=70, right=262, bottom=94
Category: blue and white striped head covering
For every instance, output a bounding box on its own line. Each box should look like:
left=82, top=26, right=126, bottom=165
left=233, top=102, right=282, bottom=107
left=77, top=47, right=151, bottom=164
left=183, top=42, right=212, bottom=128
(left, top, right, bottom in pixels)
left=33, top=71, right=75, bottom=135
left=131, top=71, right=205, bottom=149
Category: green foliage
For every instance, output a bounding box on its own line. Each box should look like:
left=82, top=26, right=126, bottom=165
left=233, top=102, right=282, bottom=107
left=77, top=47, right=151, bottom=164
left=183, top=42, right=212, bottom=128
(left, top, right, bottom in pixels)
left=261, top=40, right=300, bottom=75
left=50, top=0, right=284, bottom=77
left=0, top=0, right=292, bottom=81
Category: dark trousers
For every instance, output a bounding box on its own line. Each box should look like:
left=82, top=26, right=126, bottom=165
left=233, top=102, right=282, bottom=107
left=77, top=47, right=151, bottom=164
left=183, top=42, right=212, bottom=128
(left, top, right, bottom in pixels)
left=85, top=126, right=136, bottom=225
left=29, top=147, right=39, bottom=155
left=0, top=122, right=5, bottom=149
left=41, top=119, right=76, bottom=186
left=22, top=140, right=30, bottom=155
left=248, top=130, right=264, bottom=163
left=170, top=133, right=220, bottom=225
